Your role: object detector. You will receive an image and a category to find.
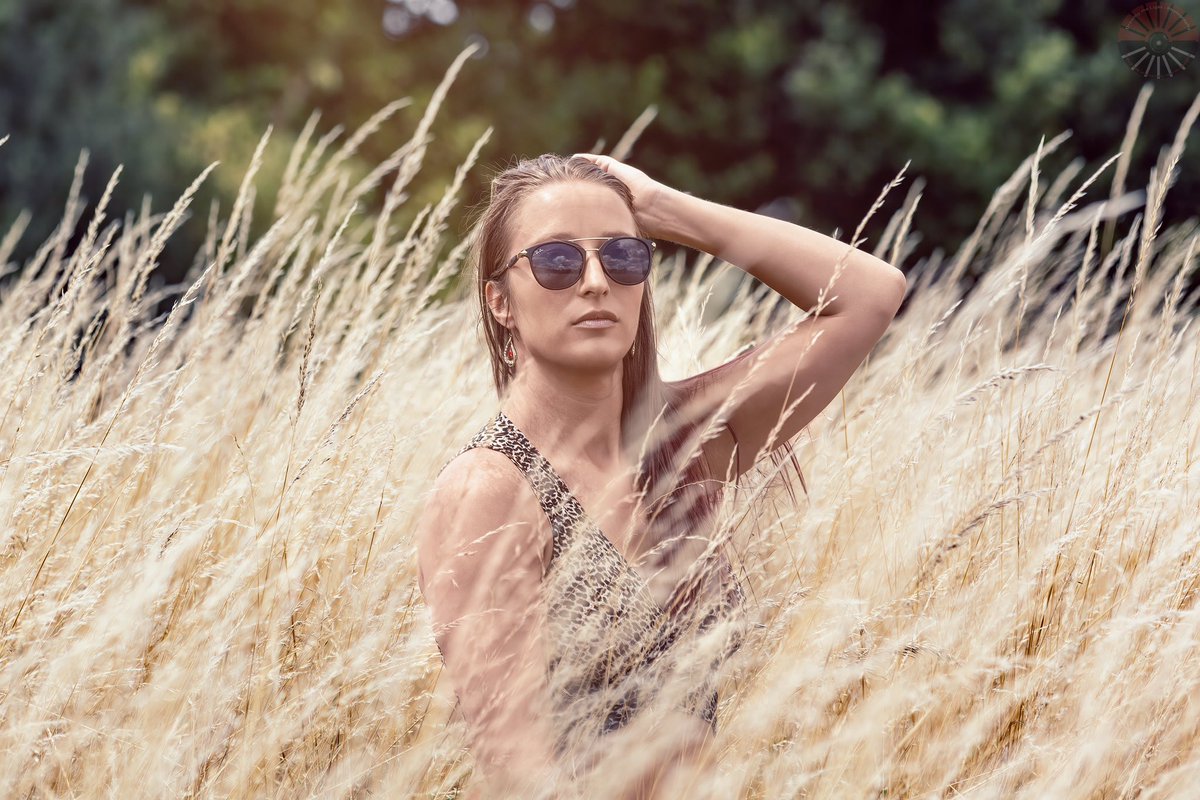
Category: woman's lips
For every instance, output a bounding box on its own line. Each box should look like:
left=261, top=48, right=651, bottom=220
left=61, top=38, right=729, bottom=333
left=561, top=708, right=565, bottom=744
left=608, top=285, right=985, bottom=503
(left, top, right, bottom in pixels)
left=573, top=319, right=617, bottom=328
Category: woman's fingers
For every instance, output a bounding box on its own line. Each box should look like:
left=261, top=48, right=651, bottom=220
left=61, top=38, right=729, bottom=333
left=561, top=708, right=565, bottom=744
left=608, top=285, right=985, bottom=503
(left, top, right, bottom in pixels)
left=572, top=152, right=606, bottom=167
left=569, top=152, right=667, bottom=238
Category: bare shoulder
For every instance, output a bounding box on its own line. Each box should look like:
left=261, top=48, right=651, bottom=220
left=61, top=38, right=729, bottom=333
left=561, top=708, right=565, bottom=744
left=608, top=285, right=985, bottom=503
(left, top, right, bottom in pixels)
left=415, top=447, right=553, bottom=596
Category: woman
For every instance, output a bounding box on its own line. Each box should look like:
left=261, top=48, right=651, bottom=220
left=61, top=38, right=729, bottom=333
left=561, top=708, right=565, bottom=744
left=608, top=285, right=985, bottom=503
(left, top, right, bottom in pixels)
left=415, top=153, right=906, bottom=798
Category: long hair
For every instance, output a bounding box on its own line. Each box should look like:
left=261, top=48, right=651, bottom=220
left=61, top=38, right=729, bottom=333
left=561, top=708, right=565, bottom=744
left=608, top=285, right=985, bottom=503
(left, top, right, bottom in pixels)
left=464, top=153, right=805, bottom=617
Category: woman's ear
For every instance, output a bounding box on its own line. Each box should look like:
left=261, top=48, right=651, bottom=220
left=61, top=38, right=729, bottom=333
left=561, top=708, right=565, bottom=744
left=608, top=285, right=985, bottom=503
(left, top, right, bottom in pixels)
left=484, top=279, right=512, bottom=328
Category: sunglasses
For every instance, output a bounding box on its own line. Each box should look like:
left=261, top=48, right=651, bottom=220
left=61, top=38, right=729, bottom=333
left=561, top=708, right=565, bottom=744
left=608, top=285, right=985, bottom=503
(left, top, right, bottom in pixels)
left=498, top=236, right=656, bottom=290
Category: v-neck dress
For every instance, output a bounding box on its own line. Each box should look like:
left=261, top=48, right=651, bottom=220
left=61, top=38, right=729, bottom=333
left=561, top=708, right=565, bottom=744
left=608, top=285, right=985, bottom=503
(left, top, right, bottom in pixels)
left=436, top=409, right=748, bottom=761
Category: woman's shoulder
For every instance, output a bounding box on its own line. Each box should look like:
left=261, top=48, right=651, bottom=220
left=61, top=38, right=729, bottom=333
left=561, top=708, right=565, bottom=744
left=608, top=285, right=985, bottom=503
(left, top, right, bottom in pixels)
left=428, top=437, right=537, bottom=522
left=434, top=443, right=522, bottom=492
left=420, top=445, right=554, bottom=570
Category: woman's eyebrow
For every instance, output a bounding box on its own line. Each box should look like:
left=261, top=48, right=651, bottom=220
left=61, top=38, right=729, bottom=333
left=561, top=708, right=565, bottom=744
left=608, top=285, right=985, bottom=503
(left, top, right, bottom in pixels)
left=535, top=230, right=635, bottom=240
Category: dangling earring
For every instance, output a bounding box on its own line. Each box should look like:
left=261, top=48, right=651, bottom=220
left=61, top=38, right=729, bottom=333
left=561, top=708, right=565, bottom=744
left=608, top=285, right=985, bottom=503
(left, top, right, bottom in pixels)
left=630, top=342, right=637, bottom=357
left=502, top=331, right=516, bottom=368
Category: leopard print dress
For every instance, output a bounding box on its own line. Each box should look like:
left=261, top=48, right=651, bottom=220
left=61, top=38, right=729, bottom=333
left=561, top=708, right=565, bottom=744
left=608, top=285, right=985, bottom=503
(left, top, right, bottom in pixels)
left=436, top=409, right=747, bottom=761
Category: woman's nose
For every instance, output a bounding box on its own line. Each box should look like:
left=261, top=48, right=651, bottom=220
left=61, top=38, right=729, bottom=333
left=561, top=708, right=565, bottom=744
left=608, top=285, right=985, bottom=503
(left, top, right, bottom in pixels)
left=573, top=250, right=604, bottom=293
left=578, top=250, right=609, bottom=293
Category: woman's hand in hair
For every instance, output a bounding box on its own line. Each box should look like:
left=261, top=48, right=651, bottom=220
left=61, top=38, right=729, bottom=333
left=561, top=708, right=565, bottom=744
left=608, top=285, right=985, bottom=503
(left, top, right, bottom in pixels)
left=571, top=153, right=671, bottom=237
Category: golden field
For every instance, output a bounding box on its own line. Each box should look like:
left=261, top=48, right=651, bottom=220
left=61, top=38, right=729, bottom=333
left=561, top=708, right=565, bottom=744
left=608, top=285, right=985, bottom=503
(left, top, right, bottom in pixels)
left=2, top=49, right=1199, bottom=798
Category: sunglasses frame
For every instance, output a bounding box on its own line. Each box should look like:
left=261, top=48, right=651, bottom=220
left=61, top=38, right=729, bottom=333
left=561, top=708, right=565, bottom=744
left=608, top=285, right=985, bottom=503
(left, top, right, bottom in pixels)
left=497, top=236, right=656, bottom=290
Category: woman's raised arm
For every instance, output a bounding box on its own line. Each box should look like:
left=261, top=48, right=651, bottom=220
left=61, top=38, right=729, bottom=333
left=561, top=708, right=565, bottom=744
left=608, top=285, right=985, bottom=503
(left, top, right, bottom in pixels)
left=651, top=183, right=907, bottom=478
left=572, top=152, right=907, bottom=479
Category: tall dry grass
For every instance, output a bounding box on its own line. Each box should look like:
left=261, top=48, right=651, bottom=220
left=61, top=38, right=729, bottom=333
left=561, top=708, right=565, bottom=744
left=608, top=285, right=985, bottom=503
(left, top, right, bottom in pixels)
left=2, top=43, right=1199, bottom=798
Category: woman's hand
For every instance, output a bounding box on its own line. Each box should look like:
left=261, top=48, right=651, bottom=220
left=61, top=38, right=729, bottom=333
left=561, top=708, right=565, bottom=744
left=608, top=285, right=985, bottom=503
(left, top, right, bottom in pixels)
left=571, top=153, right=672, bottom=239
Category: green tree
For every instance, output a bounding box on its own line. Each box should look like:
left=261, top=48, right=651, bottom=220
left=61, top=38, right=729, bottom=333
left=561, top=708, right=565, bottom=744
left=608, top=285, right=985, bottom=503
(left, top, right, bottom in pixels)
left=0, top=0, right=193, bottom=271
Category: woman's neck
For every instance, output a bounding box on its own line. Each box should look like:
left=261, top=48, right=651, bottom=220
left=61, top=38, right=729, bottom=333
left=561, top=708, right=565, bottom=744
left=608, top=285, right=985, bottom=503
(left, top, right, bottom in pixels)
left=501, top=362, right=626, bottom=469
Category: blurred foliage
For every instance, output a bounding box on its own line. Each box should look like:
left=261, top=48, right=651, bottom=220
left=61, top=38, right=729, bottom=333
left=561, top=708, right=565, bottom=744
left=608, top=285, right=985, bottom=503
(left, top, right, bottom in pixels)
left=1, top=0, right=1197, bottom=291
left=0, top=0, right=187, bottom=270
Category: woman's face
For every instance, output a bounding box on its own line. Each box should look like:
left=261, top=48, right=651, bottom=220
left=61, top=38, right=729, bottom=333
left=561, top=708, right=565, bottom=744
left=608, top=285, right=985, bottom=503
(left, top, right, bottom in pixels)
left=488, top=181, right=644, bottom=375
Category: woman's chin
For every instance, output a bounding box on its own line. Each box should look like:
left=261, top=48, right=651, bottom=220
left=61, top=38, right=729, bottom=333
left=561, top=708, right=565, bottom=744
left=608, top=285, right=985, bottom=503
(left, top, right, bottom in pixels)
left=555, top=350, right=628, bottom=372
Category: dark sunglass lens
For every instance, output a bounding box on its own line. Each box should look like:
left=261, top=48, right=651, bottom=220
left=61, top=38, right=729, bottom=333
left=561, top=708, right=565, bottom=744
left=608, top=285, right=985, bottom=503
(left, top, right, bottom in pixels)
left=528, top=241, right=584, bottom=289
left=600, top=238, right=651, bottom=285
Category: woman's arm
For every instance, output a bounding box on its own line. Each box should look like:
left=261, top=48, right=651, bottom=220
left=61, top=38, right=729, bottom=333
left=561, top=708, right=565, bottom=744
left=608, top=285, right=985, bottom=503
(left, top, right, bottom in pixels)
left=647, top=186, right=907, bottom=478
left=571, top=152, right=906, bottom=478
left=647, top=188, right=906, bottom=318
left=416, top=449, right=565, bottom=797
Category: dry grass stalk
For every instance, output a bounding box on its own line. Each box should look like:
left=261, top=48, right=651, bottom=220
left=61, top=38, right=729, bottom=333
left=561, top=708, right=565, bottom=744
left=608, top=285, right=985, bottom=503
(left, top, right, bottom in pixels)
left=1, top=49, right=1199, bottom=800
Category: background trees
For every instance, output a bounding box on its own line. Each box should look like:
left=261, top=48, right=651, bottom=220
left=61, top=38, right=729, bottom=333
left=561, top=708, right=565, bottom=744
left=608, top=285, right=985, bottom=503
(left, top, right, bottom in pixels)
left=2, top=0, right=1195, bottom=290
